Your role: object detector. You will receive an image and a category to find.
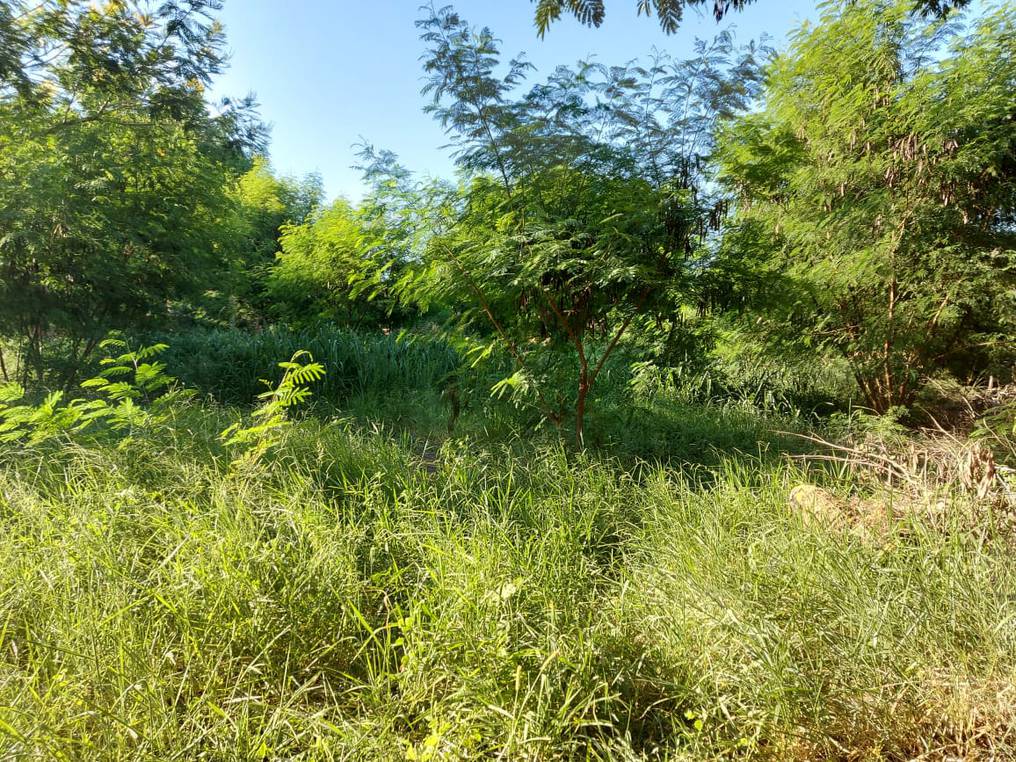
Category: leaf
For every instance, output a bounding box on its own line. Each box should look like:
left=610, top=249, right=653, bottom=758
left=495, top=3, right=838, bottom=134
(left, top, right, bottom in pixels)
left=0, top=383, right=25, bottom=403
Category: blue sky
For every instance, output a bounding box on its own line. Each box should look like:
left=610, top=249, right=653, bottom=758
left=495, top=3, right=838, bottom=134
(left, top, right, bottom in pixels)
left=209, top=0, right=821, bottom=201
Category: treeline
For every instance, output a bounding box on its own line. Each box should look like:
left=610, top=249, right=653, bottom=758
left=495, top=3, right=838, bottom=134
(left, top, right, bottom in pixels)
left=1, top=0, right=1013, bottom=443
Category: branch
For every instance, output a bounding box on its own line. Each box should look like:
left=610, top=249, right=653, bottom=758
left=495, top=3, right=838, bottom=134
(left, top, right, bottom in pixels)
left=537, top=284, right=586, bottom=369
left=440, top=244, right=562, bottom=424
left=589, top=289, right=649, bottom=386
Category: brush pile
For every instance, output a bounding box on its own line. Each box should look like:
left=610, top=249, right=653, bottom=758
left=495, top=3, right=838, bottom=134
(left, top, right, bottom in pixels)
left=789, top=384, right=1016, bottom=536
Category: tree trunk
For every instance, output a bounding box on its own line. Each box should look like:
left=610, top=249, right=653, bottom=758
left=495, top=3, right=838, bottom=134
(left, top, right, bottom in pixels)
left=21, top=324, right=44, bottom=387
left=61, top=334, right=100, bottom=392
left=575, top=370, right=588, bottom=449
left=858, top=372, right=912, bottom=415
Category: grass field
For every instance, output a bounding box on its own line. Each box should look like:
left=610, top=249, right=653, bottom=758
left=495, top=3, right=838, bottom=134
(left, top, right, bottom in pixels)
left=0, top=332, right=1014, bottom=759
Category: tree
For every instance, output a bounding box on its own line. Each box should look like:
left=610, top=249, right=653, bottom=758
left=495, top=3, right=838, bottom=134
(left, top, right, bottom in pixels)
left=398, top=6, right=766, bottom=446
left=267, top=199, right=387, bottom=328
left=266, top=146, right=442, bottom=330
left=0, top=1, right=265, bottom=382
left=221, top=157, right=323, bottom=326
left=716, top=0, right=1016, bottom=412
left=531, top=0, right=971, bottom=36
left=533, top=0, right=753, bottom=34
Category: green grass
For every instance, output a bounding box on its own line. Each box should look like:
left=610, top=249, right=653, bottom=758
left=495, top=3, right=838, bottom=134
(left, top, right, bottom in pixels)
left=1, top=400, right=1014, bottom=760
left=150, top=326, right=462, bottom=407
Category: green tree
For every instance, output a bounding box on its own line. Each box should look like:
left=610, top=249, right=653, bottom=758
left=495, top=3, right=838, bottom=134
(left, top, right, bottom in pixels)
left=531, top=0, right=971, bottom=36
left=267, top=141, right=452, bottom=331
left=0, top=1, right=265, bottom=382
left=266, top=185, right=425, bottom=329
left=716, top=0, right=1016, bottom=412
left=398, top=6, right=766, bottom=446
left=220, top=157, right=323, bottom=326
left=268, top=199, right=378, bottom=327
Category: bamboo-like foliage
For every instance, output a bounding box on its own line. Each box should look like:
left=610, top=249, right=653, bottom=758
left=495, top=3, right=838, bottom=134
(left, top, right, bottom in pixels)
left=157, top=326, right=461, bottom=406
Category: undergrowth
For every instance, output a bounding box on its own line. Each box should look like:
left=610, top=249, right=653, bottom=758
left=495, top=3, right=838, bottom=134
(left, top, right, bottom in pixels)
left=1, top=412, right=1014, bottom=759
left=0, top=333, right=1013, bottom=759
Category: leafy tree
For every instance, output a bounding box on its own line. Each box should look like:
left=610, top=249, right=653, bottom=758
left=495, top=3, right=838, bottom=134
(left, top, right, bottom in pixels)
left=267, top=199, right=383, bottom=327
left=716, top=0, right=1016, bottom=412
left=354, top=143, right=454, bottom=321
left=399, top=6, right=766, bottom=445
left=219, top=157, right=323, bottom=326
left=0, top=107, right=238, bottom=382
left=531, top=0, right=971, bottom=36
left=533, top=0, right=754, bottom=34
left=267, top=143, right=450, bottom=331
left=0, top=0, right=265, bottom=382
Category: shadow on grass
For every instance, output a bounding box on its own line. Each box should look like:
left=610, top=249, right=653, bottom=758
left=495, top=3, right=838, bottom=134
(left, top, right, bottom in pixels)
left=324, top=386, right=824, bottom=479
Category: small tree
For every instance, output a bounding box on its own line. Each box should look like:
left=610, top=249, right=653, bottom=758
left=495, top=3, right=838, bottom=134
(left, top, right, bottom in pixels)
left=716, top=0, right=1016, bottom=412
left=397, top=6, right=766, bottom=446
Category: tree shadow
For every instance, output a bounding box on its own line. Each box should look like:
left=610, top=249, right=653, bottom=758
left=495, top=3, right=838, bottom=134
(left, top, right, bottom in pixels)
left=582, top=395, right=823, bottom=470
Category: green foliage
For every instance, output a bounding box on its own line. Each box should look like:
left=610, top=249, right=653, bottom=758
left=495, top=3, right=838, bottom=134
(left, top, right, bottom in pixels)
left=402, top=6, right=768, bottom=445
left=533, top=0, right=755, bottom=35
left=717, top=0, right=1016, bottom=412
left=264, top=143, right=453, bottom=330
left=3, top=4, right=1016, bottom=757
left=0, top=336, right=193, bottom=447
left=0, top=384, right=80, bottom=446
left=153, top=325, right=461, bottom=407
left=220, top=351, right=326, bottom=468
left=530, top=0, right=971, bottom=36
left=0, top=1, right=266, bottom=382
left=1, top=399, right=1013, bottom=757
left=971, top=398, right=1016, bottom=476
left=268, top=199, right=405, bottom=327
left=217, top=157, right=323, bottom=326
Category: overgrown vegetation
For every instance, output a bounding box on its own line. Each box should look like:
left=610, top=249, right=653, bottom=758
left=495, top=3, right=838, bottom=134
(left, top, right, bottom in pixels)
left=1, top=0, right=1014, bottom=757
left=1, top=364, right=1014, bottom=758
left=716, top=2, right=1016, bottom=412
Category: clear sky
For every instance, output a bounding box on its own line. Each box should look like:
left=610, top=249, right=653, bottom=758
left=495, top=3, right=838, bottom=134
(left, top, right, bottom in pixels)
left=209, top=0, right=821, bottom=201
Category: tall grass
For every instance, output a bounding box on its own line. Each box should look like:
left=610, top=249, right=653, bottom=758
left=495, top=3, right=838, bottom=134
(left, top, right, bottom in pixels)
left=146, top=327, right=847, bottom=444
left=132, top=327, right=815, bottom=466
left=1, top=406, right=1013, bottom=759
left=153, top=326, right=461, bottom=406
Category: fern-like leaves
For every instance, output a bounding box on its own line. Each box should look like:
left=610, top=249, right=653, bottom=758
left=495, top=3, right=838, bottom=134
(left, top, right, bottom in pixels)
left=0, top=336, right=192, bottom=449
left=220, top=350, right=325, bottom=469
